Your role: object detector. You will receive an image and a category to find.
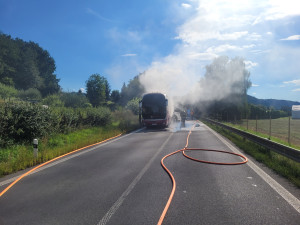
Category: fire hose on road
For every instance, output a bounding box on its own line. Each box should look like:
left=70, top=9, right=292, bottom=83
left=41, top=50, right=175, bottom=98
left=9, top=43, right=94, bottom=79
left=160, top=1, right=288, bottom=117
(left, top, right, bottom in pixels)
left=157, top=122, right=248, bottom=225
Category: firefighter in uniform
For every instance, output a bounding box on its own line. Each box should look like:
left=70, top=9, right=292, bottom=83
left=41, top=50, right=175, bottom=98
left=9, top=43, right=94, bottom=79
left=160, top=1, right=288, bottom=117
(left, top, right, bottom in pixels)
left=180, top=110, right=186, bottom=127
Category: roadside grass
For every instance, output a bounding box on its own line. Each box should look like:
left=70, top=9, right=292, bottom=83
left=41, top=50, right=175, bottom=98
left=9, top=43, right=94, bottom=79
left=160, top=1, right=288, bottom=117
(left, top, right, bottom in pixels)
left=225, top=117, right=300, bottom=149
left=0, top=126, right=122, bottom=177
left=111, top=110, right=140, bottom=133
left=0, top=109, right=141, bottom=177
left=203, top=120, right=300, bottom=188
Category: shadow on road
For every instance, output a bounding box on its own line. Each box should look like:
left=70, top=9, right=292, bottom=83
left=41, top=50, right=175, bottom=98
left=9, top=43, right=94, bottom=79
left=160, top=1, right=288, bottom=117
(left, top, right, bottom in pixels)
left=138, top=121, right=196, bottom=133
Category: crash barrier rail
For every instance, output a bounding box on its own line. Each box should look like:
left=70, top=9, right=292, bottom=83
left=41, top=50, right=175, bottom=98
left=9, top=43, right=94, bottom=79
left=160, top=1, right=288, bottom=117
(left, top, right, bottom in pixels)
left=203, top=118, right=300, bottom=163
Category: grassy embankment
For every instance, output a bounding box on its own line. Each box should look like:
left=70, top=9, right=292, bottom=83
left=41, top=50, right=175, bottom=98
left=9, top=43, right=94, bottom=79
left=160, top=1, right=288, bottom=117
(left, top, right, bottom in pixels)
left=225, top=117, right=300, bottom=150
left=203, top=120, right=300, bottom=188
left=0, top=111, right=140, bottom=177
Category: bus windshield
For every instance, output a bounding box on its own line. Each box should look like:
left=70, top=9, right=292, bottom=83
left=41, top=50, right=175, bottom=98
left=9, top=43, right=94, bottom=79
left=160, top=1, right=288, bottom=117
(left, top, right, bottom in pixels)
left=142, top=94, right=166, bottom=119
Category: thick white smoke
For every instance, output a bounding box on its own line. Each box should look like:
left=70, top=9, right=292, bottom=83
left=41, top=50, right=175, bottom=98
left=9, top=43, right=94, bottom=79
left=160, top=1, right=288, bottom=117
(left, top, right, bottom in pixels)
left=139, top=55, right=249, bottom=113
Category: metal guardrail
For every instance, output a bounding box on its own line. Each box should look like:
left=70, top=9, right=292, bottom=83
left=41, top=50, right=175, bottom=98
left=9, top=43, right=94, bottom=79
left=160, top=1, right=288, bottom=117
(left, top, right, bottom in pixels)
left=203, top=118, right=300, bottom=163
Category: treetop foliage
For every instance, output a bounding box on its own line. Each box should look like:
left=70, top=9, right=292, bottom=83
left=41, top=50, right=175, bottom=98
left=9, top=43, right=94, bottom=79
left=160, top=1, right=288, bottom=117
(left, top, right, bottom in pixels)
left=0, top=33, right=60, bottom=96
left=86, top=74, right=110, bottom=107
left=120, top=75, right=145, bottom=106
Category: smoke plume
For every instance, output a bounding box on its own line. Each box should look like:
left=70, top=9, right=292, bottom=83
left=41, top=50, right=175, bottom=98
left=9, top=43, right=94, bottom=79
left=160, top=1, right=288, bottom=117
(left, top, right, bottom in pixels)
left=138, top=1, right=255, bottom=113
left=139, top=55, right=250, bottom=113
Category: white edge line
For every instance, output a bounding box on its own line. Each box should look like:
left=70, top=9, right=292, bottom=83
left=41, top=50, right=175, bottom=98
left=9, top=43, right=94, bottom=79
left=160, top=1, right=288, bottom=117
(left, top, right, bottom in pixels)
left=203, top=123, right=300, bottom=213
left=97, top=132, right=174, bottom=225
left=0, top=127, right=145, bottom=188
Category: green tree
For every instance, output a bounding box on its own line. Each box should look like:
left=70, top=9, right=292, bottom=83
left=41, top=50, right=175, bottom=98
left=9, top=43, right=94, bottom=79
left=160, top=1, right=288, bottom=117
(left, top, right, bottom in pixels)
left=86, top=74, right=108, bottom=107
left=126, top=97, right=141, bottom=115
left=61, top=92, right=90, bottom=108
left=120, top=74, right=145, bottom=105
left=0, top=33, right=60, bottom=96
left=110, top=90, right=120, bottom=103
left=0, top=82, right=18, bottom=100
left=15, top=48, right=41, bottom=90
left=42, top=94, right=64, bottom=107
left=18, top=88, right=42, bottom=101
left=104, top=79, right=111, bottom=101
left=0, top=34, right=19, bottom=82
left=0, top=77, right=14, bottom=86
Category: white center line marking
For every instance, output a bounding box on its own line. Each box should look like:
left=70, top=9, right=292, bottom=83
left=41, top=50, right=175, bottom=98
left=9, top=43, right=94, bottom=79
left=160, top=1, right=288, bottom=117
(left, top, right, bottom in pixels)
left=97, top=132, right=174, bottom=225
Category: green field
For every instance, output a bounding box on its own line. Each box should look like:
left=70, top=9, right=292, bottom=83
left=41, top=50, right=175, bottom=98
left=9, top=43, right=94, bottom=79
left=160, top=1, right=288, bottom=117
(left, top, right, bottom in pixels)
left=226, top=117, right=300, bottom=149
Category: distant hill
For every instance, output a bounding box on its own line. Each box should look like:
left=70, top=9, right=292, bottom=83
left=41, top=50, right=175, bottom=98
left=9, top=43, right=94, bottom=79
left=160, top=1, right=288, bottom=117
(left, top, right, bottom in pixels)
left=247, top=95, right=300, bottom=110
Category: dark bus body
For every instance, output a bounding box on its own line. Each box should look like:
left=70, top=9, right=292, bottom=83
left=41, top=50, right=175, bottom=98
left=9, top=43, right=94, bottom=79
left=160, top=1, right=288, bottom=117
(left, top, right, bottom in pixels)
left=139, top=93, right=170, bottom=128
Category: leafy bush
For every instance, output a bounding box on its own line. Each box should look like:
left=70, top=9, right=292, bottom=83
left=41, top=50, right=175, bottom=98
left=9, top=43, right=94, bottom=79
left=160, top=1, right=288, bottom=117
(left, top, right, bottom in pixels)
left=85, top=107, right=111, bottom=126
left=112, top=109, right=139, bottom=132
left=0, top=82, right=18, bottom=100
left=18, top=88, right=42, bottom=101
left=126, top=97, right=140, bottom=115
left=0, top=102, right=112, bottom=147
left=61, top=92, right=90, bottom=108
left=42, top=94, right=64, bottom=107
left=0, top=102, right=54, bottom=146
left=53, top=107, right=79, bottom=133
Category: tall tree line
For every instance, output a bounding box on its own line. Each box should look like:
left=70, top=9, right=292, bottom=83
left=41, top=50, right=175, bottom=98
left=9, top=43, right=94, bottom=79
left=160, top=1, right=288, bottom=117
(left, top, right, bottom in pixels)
left=85, top=73, right=144, bottom=107
left=0, top=33, right=60, bottom=96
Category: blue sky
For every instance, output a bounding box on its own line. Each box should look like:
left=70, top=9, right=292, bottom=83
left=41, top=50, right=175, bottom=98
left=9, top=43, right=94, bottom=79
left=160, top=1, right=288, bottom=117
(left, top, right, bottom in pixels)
left=0, top=0, right=300, bottom=101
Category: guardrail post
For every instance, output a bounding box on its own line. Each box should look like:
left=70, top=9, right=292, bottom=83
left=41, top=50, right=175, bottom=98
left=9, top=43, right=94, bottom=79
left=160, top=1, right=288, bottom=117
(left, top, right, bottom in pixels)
left=288, top=116, right=291, bottom=145
left=269, top=115, right=271, bottom=140
left=256, top=115, right=258, bottom=133
left=204, top=118, right=300, bottom=162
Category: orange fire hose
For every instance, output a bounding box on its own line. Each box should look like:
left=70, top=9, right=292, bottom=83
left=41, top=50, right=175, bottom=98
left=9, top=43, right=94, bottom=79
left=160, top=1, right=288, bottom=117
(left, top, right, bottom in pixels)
left=157, top=123, right=248, bottom=225
left=0, top=133, right=122, bottom=198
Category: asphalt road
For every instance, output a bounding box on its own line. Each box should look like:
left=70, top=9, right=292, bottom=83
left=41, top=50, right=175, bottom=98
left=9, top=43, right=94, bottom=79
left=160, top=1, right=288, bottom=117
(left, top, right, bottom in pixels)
left=0, top=121, right=299, bottom=225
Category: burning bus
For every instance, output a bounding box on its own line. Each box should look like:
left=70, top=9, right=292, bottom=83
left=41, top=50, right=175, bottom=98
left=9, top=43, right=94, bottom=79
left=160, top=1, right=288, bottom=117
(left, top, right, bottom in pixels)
left=139, top=93, right=170, bottom=128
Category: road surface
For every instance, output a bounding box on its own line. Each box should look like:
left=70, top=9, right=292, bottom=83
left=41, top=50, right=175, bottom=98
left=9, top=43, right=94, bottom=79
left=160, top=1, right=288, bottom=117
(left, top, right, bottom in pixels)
left=0, top=121, right=299, bottom=225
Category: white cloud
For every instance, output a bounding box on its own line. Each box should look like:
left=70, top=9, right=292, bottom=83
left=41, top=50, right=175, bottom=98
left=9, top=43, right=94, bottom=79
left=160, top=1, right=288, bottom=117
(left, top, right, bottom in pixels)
left=250, top=49, right=271, bottom=54
left=292, top=88, right=300, bottom=92
left=181, top=3, right=192, bottom=9
left=244, top=60, right=258, bottom=69
left=246, top=33, right=262, bottom=41
left=207, top=44, right=241, bottom=53
left=264, top=0, right=300, bottom=20
left=174, top=0, right=257, bottom=45
left=121, top=53, right=137, bottom=57
left=283, top=79, right=300, bottom=86
left=187, top=52, right=218, bottom=60
left=206, top=44, right=256, bottom=54
left=253, top=0, right=300, bottom=24
left=219, top=31, right=249, bottom=40
left=251, top=84, right=259, bottom=87
left=243, top=44, right=256, bottom=49
left=280, top=35, right=300, bottom=41
left=86, top=8, right=115, bottom=23
left=107, top=28, right=143, bottom=46
left=127, top=31, right=143, bottom=42
left=176, top=30, right=249, bottom=44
